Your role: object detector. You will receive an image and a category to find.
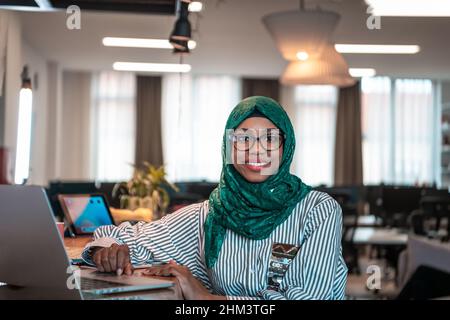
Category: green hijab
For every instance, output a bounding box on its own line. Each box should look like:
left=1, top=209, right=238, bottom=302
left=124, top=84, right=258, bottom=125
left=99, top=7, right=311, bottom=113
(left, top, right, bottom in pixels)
left=204, top=96, right=312, bottom=269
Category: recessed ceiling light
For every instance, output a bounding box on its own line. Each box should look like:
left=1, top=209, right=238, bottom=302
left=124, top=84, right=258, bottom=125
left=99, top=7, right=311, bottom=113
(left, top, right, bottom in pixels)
left=349, top=68, right=376, bottom=77
left=113, top=62, right=192, bottom=73
left=188, top=1, right=203, bottom=12
left=103, top=37, right=196, bottom=50
left=335, top=44, right=420, bottom=54
left=366, top=0, right=450, bottom=17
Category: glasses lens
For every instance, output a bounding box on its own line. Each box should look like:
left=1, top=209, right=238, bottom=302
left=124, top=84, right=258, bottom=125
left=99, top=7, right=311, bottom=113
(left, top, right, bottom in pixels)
left=233, top=134, right=254, bottom=151
left=260, top=132, right=283, bottom=151
left=231, top=129, right=283, bottom=151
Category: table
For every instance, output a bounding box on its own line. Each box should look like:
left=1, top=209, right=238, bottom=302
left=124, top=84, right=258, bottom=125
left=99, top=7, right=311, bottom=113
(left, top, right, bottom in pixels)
left=352, top=227, right=408, bottom=246
left=344, top=215, right=383, bottom=227
left=64, top=236, right=183, bottom=300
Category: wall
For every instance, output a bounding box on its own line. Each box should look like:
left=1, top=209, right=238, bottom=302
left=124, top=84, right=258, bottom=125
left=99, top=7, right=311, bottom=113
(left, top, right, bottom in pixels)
left=59, top=70, right=92, bottom=180
left=3, top=11, right=22, bottom=183
left=22, top=41, right=49, bottom=186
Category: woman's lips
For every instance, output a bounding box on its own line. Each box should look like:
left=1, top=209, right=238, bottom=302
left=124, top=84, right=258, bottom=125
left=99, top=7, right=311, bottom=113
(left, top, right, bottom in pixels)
left=243, top=162, right=271, bottom=172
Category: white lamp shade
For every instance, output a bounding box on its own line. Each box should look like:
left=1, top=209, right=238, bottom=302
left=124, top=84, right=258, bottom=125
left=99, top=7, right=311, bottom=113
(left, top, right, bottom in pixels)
left=262, top=9, right=340, bottom=61
left=280, top=43, right=356, bottom=87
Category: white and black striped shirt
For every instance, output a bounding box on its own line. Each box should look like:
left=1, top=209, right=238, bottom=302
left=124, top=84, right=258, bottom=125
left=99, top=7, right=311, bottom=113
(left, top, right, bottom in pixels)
left=82, top=190, right=348, bottom=300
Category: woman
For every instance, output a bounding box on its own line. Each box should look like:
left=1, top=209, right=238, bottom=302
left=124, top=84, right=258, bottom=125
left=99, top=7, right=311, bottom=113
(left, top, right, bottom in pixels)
left=82, top=96, right=348, bottom=300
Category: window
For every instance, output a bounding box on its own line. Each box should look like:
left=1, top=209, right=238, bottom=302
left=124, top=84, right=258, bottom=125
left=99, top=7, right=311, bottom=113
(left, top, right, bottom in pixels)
left=91, top=71, right=136, bottom=181
left=162, top=74, right=241, bottom=182
left=361, top=77, right=435, bottom=185
left=291, top=85, right=338, bottom=186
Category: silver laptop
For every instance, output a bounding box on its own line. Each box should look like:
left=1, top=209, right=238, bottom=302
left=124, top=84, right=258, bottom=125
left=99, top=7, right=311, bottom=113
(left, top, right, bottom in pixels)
left=0, top=185, right=173, bottom=300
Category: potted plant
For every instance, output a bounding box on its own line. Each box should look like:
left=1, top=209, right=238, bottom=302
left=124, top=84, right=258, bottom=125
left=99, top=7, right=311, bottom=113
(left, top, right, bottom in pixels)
left=111, top=162, right=179, bottom=224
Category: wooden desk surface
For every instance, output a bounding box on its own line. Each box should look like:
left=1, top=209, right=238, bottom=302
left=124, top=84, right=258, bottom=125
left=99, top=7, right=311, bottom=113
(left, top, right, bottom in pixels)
left=64, top=236, right=183, bottom=300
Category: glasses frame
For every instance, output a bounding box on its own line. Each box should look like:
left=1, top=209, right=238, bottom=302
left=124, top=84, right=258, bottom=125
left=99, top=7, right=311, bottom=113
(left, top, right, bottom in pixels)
left=230, top=129, right=285, bottom=152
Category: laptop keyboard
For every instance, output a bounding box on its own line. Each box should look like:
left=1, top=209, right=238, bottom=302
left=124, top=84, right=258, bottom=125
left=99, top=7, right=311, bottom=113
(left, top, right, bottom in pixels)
left=80, top=278, right=128, bottom=291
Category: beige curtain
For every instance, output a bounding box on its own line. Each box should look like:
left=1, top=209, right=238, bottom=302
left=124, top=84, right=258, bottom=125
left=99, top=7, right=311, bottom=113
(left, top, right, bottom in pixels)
left=242, top=78, right=279, bottom=101
left=135, top=75, right=163, bottom=168
left=334, top=81, right=363, bottom=186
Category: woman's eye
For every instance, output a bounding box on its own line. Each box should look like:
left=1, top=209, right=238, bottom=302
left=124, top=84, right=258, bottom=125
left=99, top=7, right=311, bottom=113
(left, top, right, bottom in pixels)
left=235, top=135, right=249, bottom=142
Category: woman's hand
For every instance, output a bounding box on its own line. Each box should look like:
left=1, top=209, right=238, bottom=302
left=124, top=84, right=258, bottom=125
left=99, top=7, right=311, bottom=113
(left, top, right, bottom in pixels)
left=92, top=244, right=134, bottom=276
left=143, top=260, right=226, bottom=300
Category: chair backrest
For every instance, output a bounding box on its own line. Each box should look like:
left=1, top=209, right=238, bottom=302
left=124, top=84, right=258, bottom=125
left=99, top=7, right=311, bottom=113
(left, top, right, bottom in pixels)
left=420, top=194, right=450, bottom=217
left=380, top=186, right=424, bottom=228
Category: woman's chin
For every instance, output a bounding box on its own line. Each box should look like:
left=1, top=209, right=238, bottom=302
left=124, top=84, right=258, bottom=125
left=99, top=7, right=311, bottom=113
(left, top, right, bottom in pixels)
left=237, top=168, right=271, bottom=183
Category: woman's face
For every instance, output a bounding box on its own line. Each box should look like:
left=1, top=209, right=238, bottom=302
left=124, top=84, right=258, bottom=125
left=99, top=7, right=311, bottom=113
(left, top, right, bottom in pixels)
left=231, top=116, right=284, bottom=183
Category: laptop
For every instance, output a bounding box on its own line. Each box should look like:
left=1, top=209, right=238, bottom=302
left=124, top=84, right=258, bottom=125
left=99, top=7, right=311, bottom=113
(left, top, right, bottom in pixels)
left=0, top=185, right=173, bottom=300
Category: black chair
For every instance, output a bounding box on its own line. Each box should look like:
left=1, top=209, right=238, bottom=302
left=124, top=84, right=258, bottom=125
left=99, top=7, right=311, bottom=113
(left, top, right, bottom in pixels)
left=379, top=186, right=424, bottom=229
left=419, top=194, right=450, bottom=241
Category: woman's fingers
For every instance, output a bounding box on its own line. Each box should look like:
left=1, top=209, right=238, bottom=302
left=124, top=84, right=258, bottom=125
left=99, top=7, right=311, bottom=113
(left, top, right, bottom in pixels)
left=145, top=265, right=182, bottom=277
left=108, top=245, right=119, bottom=271
left=100, top=247, right=112, bottom=272
left=116, top=246, right=129, bottom=275
left=93, top=249, right=104, bottom=272
left=91, top=244, right=133, bottom=274
left=124, top=262, right=134, bottom=276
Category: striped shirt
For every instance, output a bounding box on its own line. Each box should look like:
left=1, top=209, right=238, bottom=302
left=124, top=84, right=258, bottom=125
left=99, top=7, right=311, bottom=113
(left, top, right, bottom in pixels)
left=82, top=190, right=348, bottom=300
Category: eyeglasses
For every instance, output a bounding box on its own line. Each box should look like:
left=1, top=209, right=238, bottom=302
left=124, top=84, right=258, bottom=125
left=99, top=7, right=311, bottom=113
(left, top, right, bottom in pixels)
left=230, top=129, right=285, bottom=151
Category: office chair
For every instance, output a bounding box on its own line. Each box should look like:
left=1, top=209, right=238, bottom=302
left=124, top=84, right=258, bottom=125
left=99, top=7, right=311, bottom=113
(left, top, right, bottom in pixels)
left=419, top=194, right=450, bottom=242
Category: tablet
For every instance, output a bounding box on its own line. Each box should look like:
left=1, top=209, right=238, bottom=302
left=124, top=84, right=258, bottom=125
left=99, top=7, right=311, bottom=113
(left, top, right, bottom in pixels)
left=58, top=194, right=115, bottom=235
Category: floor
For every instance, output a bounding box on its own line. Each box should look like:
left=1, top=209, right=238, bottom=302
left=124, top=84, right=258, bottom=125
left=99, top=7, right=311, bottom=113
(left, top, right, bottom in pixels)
left=345, top=255, right=399, bottom=300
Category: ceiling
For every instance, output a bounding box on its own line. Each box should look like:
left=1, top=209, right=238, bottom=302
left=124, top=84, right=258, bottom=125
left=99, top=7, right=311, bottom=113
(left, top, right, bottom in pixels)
left=0, top=0, right=177, bottom=14
left=12, top=0, right=450, bottom=79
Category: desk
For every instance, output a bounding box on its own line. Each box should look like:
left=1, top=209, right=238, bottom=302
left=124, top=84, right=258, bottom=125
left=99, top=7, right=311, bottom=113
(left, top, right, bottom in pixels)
left=344, top=215, right=383, bottom=227
left=63, top=236, right=183, bottom=300
left=351, top=227, right=408, bottom=246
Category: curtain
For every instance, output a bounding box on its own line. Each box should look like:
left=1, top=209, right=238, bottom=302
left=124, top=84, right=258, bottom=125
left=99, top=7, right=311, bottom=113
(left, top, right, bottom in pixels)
left=334, top=81, right=363, bottom=186
left=361, top=77, right=392, bottom=184
left=242, top=78, right=279, bottom=101
left=162, top=74, right=241, bottom=182
left=135, top=75, right=163, bottom=168
left=394, top=79, right=434, bottom=185
left=361, top=77, right=435, bottom=185
left=0, top=147, right=9, bottom=183
left=91, top=71, right=136, bottom=181
left=282, top=85, right=338, bottom=186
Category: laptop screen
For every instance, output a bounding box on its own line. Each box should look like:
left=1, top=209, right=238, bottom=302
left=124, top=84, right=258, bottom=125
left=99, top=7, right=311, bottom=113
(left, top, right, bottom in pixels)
left=60, top=195, right=114, bottom=234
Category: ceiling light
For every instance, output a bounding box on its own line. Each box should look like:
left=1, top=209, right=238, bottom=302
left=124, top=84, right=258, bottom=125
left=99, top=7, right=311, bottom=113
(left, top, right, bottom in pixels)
left=366, top=0, right=450, bottom=17
left=34, top=0, right=52, bottom=9
left=296, top=51, right=309, bottom=61
left=170, top=1, right=191, bottom=42
left=188, top=2, right=203, bottom=12
left=102, top=37, right=196, bottom=49
left=263, top=7, right=340, bottom=61
left=281, top=43, right=355, bottom=87
left=348, top=68, right=376, bottom=77
left=113, top=62, right=191, bottom=73
left=335, top=44, right=420, bottom=54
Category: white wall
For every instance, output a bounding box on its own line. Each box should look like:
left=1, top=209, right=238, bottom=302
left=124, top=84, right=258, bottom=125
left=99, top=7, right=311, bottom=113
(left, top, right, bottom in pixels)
left=3, top=11, right=22, bottom=183
left=0, top=11, right=85, bottom=186
left=22, top=41, right=49, bottom=186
